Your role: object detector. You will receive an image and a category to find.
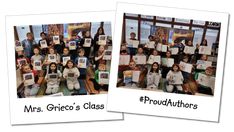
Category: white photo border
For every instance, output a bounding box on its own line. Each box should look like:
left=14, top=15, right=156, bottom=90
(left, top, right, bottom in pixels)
left=107, top=3, right=229, bottom=122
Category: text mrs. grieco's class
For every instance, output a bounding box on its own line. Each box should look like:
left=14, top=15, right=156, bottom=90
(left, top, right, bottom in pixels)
left=24, top=102, right=104, bottom=113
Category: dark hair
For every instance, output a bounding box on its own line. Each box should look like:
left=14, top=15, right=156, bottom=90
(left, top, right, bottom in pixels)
left=48, top=62, right=57, bottom=73
left=171, top=64, right=180, bottom=72
left=150, top=62, right=159, bottom=73
left=148, top=35, right=153, bottom=39
left=40, top=32, right=47, bottom=37
left=65, top=60, right=75, bottom=68
left=33, top=46, right=40, bottom=52
left=95, top=27, right=105, bottom=37
left=26, top=32, right=32, bottom=36
left=78, top=48, right=85, bottom=54
left=63, top=47, right=69, bottom=51
left=201, top=39, right=208, bottom=46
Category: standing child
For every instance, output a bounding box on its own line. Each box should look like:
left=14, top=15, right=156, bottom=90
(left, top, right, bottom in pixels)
left=94, top=45, right=106, bottom=70
left=45, top=62, right=62, bottom=94
left=68, top=33, right=79, bottom=61
left=63, top=60, right=80, bottom=91
left=60, top=47, right=71, bottom=70
left=16, top=50, right=30, bottom=69
left=21, top=64, right=40, bottom=97
left=38, top=32, right=50, bottom=56
left=166, top=64, right=184, bottom=93
left=146, top=62, right=161, bottom=90
left=80, top=31, right=94, bottom=58
left=94, top=27, right=105, bottom=55
left=75, top=48, right=89, bottom=79
left=31, top=47, right=44, bottom=71
left=21, top=32, right=38, bottom=58
left=44, top=47, right=61, bottom=65
left=127, top=32, right=138, bottom=56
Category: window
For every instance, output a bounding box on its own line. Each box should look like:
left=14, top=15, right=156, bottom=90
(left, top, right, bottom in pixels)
left=205, top=29, right=219, bottom=46
left=155, top=23, right=171, bottom=28
left=193, top=20, right=205, bottom=25
left=125, top=19, right=138, bottom=40
left=175, top=18, right=190, bottom=23
left=16, top=26, right=30, bottom=42
left=103, top=22, right=112, bottom=37
left=192, top=27, right=204, bottom=45
left=156, top=16, right=172, bottom=21
left=32, top=25, right=43, bottom=42
left=140, top=21, right=153, bottom=44
left=91, top=22, right=101, bottom=38
left=174, top=25, right=189, bottom=30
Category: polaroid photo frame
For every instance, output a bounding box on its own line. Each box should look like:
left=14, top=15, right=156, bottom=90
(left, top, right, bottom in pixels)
left=107, top=3, right=229, bottom=122
left=83, top=38, right=92, bottom=47
left=6, top=11, right=122, bottom=125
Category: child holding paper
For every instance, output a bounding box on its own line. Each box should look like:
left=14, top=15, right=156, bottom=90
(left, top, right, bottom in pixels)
left=21, top=64, right=40, bottom=97
left=166, top=64, right=184, bottom=93
left=144, top=35, right=155, bottom=55
left=146, top=62, right=161, bottom=90
left=67, top=34, right=79, bottom=61
left=122, top=61, right=141, bottom=87
left=80, top=31, right=94, bottom=58
left=161, top=51, right=174, bottom=81
left=38, top=32, right=50, bottom=56
left=128, top=32, right=138, bottom=56
left=120, top=44, right=130, bottom=55
left=63, top=60, right=80, bottom=91
left=45, top=62, right=62, bottom=94
left=195, top=66, right=215, bottom=95
left=16, top=50, right=30, bottom=69
left=31, top=47, right=44, bottom=71
left=94, top=45, right=106, bottom=70
left=60, top=47, right=71, bottom=70
left=21, top=32, right=38, bottom=58
left=90, top=63, right=109, bottom=91
left=94, top=27, right=105, bottom=54
left=75, top=48, right=89, bottom=79
left=44, top=47, right=61, bottom=65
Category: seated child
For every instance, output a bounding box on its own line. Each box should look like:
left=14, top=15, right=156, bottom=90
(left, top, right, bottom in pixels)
left=16, top=50, right=30, bottom=69
left=31, top=47, right=44, bottom=71
left=45, top=62, right=62, bottom=94
left=75, top=48, right=89, bottom=79
left=146, top=62, right=161, bottom=90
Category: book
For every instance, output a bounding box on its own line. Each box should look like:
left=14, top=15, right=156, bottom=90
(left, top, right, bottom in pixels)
left=62, top=56, right=70, bottom=66
left=33, top=60, right=42, bottom=71
left=98, top=35, right=107, bottom=45
left=83, top=38, right=92, bottom=47
left=103, top=50, right=112, bottom=60
left=23, top=73, right=35, bottom=86
left=169, top=47, right=179, bottom=55
left=40, top=40, right=48, bottom=49
left=53, top=36, right=60, bottom=45
left=199, top=46, right=212, bottom=55
left=161, top=58, right=174, bottom=67
left=183, top=46, right=195, bottom=54
left=179, top=61, right=193, bottom=73
left=15, top=41, right=23, bottom=51
left=68, top=41, right=76, bottom=50
left=197, top=73, right=215, bottom=88
left=98, top=71, right=109, bottom=84
left=196, top=60, right=212, bottom=70
left=77, top=58, right=87, bottom=68
left=119, top=55, right=130, bottom=65
left=147, top=55, right=161, bottom=64
left=127, top=39, right=139, bottom=48
left=132, top=55, right=146, bottom=65
left=48, top=54, right=57, bottom=63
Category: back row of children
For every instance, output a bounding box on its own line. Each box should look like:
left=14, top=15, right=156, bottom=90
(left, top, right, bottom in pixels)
left=15, top=27, right=112, bottom=98
left=118, top=32, right=216, bottom=96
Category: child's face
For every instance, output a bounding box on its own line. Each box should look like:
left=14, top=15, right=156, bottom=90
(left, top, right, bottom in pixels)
left=85, top=31, right=90, bottom=37
left=129, top=62, right=136, bottom=69
left=79, top=51, right=85, bottom=57
left=41, top=34, right=46, bottom=39
left=27, top=34, right=33, bottom=40
left=183, top=57, right=189, bottom=63
left=99, top=46, right=105, bottom=52
left=152, top=50, right=158, bottom=56
left=63, top=48, right=69, bottom=55
left=17, top=51, right=24, bottom=56
left=50, top=64, right=56, bottom=71
left=98, top=28, right=103, bottom=34
left=98, top=64, right=106, bottom=71
left=71, top=35, right=76, bottom=40
left=152, top=64, right=158, bottom=70
left=205, top=69, right=213, bottom=76
left=34, top=49, right=39, bottom=54
left=201, top=55, right=207, bottom=61
left=166, top=52, right=171, bottom=58
left=23, top=66, right=31, bottom=73
left=137, top=48, right=143, bottom=54
left=188, top=41, right=192, bottom=46
left=67, top=62, right=73, bottom=68
left=130, top=33, right=136, bottom=39
left=121, top=45, right=127, bottom=50
left=173, top=65, right=179, bottom=72
left=49, top=48, right=55, bottom=54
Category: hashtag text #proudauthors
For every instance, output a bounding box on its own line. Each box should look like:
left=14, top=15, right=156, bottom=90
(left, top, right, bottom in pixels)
left=139, top=96, right=198, bottom=109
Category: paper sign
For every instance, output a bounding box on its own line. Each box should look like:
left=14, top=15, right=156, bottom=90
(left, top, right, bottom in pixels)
left=199, top=46, right=212, bottom=55
left=17, top=58, right=27, bottom=67
left=40, top=40, right=48, bottom=49
left=48, top=54, right=57, bottom=63
left=196, top=60, right=212, bottom=70
left=83, top=38, right=92, bottom=47
left=132, top=55, right=146, bottom=65
left=119, top=55, right=130, bottom=65
left=15, top=41, right=23, bottom=51
left=62, top=56, right=70, bottom=66
left=53, top=36, right=60, bottom=45
left=147, top=41, right=155, bottom=49
left=103, top=50, right=112, bottom=60
left=33, top=60, right=42, bottom=70
left=23, top=73, right=35, bottom=86
left=132, top=71, right=140, bottom=82
left=184, top=46, right=195, bottom=54
left=179, top=61, right=193, bottom=73
left=197, top=73, right=215, bottom=88
left=69, top=41, right=76, bottom=50
left=147, top=55, right=161, bottom=64
left=162, top=58, right=174, bottom=67
left=98, top=35, right=107, bottom=45
left=169, top=47, right=179, bottom=55
left=77, top=58, right=87, bottom=68
left=99, top=71, right=109, bottom=84
left=127, top=39, right=139, bottom=48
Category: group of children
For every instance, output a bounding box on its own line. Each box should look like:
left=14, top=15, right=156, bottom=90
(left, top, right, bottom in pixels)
left=118, top=32, right=217, bottom=96
left=16, top=26, right=111, bottom=98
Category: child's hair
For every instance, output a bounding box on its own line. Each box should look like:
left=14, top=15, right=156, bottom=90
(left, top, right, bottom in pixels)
left=130, top=32, right=136, bottom=36
left=40, top=32, right=47, bottom=37
left=65, top=60, right=75, bottom=68
left=148, top=35, right=154, bottom=39
left=201, top=39, right=208, bottom=46
left=150, top=62, right=159, bottom=73
left=171, top=64, right=180, bottom=72
left=95, top=27, right=105, bottom=36
left=26, top=32, right=33, bottom=37
left=78, top=48, right=85, bottom=54
left=33, top=46, right=40, bottom=52
left=206, top=66, right=215, bottom=75
left=63, top=47, right=69, bottom=51
left=21, top=64, right=31, bottom=73
left=48, top=62, right=57, bottom=73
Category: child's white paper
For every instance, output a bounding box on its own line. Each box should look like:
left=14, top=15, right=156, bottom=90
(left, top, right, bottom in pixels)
left=119, top=55, right=130, bottom=65
left=103, top=50, right=112, bottom=60
left=23, top=73, right=35, bottom=86
left=162, top=58, right=174, bottom=67
left=48, top=54, right=57, bottom=63
left=17, top=58, right=27, bottom=67
left=184, top=46, right=195, bottom=54
left=15, top=41, right=23, bottom=51
left=179, top=61, right=193, bottom=73
left=132, top=71, right=140, bottom=82
left=33, top=60, right=42, bottom=71
left=196, top=60, right=212, bottom=70
left=40, top=40, right=48, bottom=49
left=199, top=46, right=212, bottom=55
left=161, top=45, right=168, bottom=52
left=132, top=55, right=146, bottom=65
left=127, top=39, right=139, bottom=48
left=98, top=35, right=107, bottom=45
left=62, top=56, right=70, bottom=66
left=156, top=43, right=162, bottom=51
left=147, top=55, right=161, bottom=64
left=69, top=41, right=76, bottom=50
left=77, top=58, right=87, bottom=68
left=99, top=71, right=109, bottom=84
left=147, top=41, right=155, bottom=49
left=53, top=36, right=60, bottom=45
left=83, top=38, right=92, bottom=47
left=197, top=73, right=215, bottom=88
